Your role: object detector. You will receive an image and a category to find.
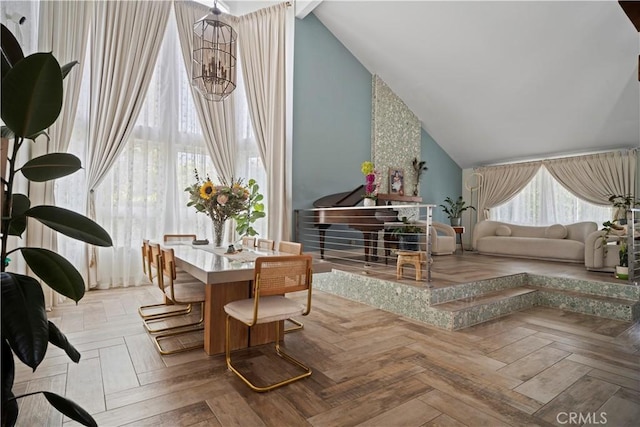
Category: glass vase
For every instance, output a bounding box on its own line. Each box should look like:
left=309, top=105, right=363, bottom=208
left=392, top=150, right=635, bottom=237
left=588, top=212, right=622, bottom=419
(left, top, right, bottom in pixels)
left=212, top=219, right=225, bottom=247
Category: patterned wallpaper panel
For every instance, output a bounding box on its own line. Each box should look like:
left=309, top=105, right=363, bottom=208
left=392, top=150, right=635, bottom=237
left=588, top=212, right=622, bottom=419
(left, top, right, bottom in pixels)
left=371, top=75, right=421, bottom=195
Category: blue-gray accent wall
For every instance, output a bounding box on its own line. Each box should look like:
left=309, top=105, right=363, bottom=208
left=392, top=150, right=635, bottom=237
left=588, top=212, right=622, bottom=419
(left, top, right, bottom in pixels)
left=292, top=13, right=462, bottom=223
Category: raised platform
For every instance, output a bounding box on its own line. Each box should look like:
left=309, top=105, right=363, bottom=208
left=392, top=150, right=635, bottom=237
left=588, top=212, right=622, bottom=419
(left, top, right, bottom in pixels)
left=313, top=257, right=640, bottom=330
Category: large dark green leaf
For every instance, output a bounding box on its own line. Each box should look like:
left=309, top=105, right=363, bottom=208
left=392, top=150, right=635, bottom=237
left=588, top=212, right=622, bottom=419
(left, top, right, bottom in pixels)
left=43, top=392, right=97, bottom=427
left=0, top=273, right=48, bottom=370
left=25, top=206, right=113, bottom=247
left=1, top=340, right=19, bottom=427
left=48, top=321, right=80, bottom=363
left=7, top=194, right=30, bottom=237
left=21, top=153, right=82, bottom=182
left=1, top=52, right=63, bottom=137
left=61, top=61, right=79, bottom=80
left=20, top=249, right=85, bottom=302
left=1, top=24, right=24, bottom=68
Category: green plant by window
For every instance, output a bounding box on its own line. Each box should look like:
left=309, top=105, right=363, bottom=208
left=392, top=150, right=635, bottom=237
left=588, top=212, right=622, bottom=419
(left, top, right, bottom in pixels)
left=232, top=178, right=265, bottom=237
left=440, top=196, right=476, bottom=218
left=2, top=24, right=110, bottom=427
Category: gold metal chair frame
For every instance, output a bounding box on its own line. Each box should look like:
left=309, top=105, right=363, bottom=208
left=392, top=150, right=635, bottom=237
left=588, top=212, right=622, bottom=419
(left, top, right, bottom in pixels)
left=139, top=240, right=191, bottom=325
left=152, top=248, right=206, bottom=355
left=277, top=241, right=305, bottom=334
left=225, top=255, right=313, bottom=392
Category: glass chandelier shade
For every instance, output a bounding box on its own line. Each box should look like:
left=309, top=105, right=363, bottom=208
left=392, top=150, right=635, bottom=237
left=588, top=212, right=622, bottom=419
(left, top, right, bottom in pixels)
left=192, top=5, right=237, bottom=101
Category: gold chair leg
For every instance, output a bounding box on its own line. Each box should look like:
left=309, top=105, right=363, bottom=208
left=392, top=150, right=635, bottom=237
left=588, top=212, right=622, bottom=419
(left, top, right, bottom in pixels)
left=145, top=303, right=202, bottom=334
left=225, top=315, right=312, bottom=392
left=284, top=317, right=304, bottom=334
left=138, top=303, right=192, bottom=320
left=153, top=303, right=205, bottom=355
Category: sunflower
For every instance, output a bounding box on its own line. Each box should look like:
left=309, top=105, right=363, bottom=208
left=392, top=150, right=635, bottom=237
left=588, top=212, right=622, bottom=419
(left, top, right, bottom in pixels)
left=199, top=181, right=216, bottom=200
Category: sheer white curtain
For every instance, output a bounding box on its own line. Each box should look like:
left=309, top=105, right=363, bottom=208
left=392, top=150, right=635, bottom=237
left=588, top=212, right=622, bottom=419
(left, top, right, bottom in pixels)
left=237, top=2, right=289, bottom=241
left=85, top=0, right=171, bottom=287
left=491, top=167, right=613, bottom=226
left=29, top=0, right=92, bottom=308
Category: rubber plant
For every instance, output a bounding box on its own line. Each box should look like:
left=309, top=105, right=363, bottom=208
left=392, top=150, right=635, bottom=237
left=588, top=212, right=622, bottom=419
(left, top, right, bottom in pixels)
left=232, top=178, right=265, bottom=237
left=1, top=24, right=112, bottom=427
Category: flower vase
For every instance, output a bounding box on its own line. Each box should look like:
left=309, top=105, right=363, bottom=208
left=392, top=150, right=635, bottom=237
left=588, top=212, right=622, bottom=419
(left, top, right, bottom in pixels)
left=212, top=219, right=225, bottom=247
left=363, top=198, right=376, bottom=207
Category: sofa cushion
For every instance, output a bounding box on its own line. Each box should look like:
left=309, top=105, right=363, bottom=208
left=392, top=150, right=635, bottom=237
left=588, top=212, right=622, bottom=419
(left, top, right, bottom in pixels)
left=495, top=225, right=512, bottom=236
left=476, top=236, right=585, bottom=262
left=545, top=224, right=567, bottom=239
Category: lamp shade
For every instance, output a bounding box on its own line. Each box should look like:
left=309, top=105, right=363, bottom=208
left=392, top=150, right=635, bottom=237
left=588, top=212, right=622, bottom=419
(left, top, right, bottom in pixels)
left=192, top=7, right=237, bottom=101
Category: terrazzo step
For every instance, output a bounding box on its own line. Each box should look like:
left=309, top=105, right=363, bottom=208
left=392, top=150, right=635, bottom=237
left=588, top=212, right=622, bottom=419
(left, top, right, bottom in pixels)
left=531, top=286, right=640, bottom=322
left=431, top=286, right=538, bottom=330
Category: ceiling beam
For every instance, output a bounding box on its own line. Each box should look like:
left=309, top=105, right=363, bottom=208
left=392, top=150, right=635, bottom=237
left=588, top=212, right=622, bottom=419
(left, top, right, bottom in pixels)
left=295, top=0, right=323, bottom=19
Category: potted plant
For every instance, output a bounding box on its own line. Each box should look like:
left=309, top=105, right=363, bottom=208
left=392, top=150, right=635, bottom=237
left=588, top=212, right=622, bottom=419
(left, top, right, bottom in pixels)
left=440, top=196, right=476, bottom=226
left=601, top=221, right=628, bottom=279
left=2, top=24, right=110, bottom=427
left=391, top=217, right=423, bottom=251
left=608, top=194, right=639, bottom=224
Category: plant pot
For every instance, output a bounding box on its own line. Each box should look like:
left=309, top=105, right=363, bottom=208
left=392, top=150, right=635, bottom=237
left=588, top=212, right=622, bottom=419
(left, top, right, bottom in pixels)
left=615, top=265, right=628, bottom=280
left=363, top=198, right=376, bottom=207
left=450, top=217, right=461, bottom=227
left=399, top=234, right=420, bottom=251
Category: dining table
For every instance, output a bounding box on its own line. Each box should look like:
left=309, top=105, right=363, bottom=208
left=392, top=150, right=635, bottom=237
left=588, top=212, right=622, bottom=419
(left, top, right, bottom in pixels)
left=166, top=243, right=332, bottom=355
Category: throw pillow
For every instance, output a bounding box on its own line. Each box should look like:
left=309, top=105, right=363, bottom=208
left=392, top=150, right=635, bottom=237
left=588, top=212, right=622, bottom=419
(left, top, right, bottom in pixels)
left=495, top=225, right=512, bottom=236
left=545, top=224, right=567, bottom=239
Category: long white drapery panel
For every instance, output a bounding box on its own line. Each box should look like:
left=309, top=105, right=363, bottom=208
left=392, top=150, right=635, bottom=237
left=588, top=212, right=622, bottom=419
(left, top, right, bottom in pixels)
left=476, top=162, right=542, bottom=220
left=237, top=2, right=289, bottom=241
left=85, top=1, right=170, bottom=288
left=174, top=0, right=237, bottom=182
left=28, top=1, right=91, bottom=308
left=543, top=150, right=637, bottom=206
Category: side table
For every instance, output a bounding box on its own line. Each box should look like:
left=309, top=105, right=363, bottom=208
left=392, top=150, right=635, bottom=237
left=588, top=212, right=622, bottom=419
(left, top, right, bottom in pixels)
left=452, top=226, right=465, bottom=253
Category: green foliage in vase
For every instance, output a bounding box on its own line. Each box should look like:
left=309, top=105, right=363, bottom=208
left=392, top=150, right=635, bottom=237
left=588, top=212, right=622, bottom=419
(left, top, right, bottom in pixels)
left=1, top=24, right=112, bottom=427
left=233, top=178, right=265, bottom=237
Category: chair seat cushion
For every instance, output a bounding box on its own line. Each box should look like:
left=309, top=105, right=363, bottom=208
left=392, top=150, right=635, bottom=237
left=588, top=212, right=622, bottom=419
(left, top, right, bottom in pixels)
left=224, top=296, right=305, bottom=325
left=164, top=281, right=205, bottom=303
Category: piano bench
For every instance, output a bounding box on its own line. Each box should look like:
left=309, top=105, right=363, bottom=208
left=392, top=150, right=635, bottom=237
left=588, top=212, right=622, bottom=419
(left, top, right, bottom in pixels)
left=396, top=251, right=426, bottom=281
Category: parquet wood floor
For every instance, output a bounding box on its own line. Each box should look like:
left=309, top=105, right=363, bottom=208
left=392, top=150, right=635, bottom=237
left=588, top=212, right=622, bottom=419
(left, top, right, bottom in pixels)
left=12, top=255, right=640, bottom=426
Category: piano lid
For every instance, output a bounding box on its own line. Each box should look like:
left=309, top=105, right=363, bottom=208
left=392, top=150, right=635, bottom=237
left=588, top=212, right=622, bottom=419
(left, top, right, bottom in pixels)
left=313, top=185, right=365, bottom=208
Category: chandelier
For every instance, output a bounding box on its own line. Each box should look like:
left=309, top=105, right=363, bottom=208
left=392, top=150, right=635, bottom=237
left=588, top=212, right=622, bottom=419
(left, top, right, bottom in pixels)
left=192, top=1, right=237, bottom=101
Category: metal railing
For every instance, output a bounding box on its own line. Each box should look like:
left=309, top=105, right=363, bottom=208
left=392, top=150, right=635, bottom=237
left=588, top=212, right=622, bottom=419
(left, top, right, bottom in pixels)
left=629, top=208, right=639, bottom=285
left=294, top=204, right=434, bottom=283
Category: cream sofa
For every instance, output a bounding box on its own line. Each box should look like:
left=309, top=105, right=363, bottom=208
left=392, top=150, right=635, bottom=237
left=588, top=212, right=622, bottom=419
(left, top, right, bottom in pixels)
left=473, top=220, right=597, bottom=263
left=430, top=222, right=456, bottom=255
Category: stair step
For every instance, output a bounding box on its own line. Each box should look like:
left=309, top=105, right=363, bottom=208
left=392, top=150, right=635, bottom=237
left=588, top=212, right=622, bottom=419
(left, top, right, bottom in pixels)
left=530, top=286, right=639, bottom=322
left=432, top=287, right=536, bottom=312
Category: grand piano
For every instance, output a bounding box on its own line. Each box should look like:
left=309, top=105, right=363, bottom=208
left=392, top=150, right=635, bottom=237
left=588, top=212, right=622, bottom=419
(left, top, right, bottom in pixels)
left=313, top=185, right=388, bottom=262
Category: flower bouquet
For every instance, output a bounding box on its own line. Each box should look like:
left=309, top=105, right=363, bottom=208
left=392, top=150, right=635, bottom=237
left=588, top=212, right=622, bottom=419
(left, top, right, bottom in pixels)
left=185, top=170, right=251, bottom=246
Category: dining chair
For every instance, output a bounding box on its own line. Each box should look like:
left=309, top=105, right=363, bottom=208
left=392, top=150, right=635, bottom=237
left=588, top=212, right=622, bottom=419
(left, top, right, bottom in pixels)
left=153, top=247, right=206, bottom=355
left=163, top=233, right=197, bottom=243
left=138, top=241, right=190, bottom=324
left=241, top=236, right=256, bottom=248
left=277, top=241, right=304, bottom=334
left=256, top=238, right=275, bottom=250
left=224, top=255, right=314, bottom=392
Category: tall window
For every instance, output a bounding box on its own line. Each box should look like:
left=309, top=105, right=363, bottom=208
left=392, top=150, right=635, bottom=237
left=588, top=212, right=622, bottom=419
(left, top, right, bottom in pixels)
left=490, top=167, right=612, bottom=226
left=57, top=9, right=266, bottom=288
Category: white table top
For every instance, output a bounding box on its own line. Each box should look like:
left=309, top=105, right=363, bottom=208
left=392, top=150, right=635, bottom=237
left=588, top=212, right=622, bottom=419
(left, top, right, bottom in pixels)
left=167, top=243, right=332, bottom=285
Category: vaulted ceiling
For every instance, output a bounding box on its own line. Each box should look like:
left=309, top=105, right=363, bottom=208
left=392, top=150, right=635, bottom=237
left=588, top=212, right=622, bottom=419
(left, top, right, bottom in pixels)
left=230, top=1, right=640, bottom=169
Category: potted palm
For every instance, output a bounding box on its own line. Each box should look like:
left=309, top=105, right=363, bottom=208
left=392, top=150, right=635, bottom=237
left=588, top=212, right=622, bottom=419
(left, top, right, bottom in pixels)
left=440, top=196, right=476, bottom=226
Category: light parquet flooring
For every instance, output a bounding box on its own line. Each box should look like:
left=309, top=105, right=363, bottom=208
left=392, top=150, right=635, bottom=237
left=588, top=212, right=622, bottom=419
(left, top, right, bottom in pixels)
left=12, top=261, right=640, bottom=427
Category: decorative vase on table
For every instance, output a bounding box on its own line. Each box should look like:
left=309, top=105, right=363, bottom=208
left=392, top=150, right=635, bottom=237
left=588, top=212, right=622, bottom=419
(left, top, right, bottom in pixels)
left=212, top=219, right=226, bottom=247
left=363, top=197, right=376, bottom=207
